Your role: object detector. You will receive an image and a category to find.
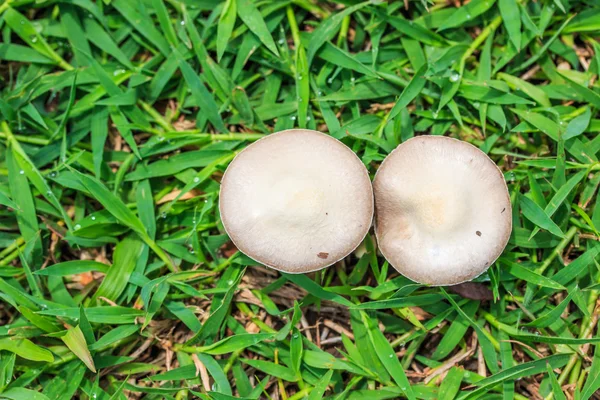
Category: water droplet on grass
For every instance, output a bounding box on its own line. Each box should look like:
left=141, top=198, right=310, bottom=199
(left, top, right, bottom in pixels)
left=19, top=170, right=24, bottom=175
left=450, top=73, right=460, bottom=82
left=193, top=177, right=200, bottom=183
left=74, top=224, right=81, bottom=230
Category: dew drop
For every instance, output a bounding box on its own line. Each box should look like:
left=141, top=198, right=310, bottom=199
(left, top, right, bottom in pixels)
left=473, top=102, right=480, bottom=108
left=161, top=212, right=167, bottom=219
left=432, top=112, right=438, bottom=119
left=189, top=249, right=195, bottom=254
left=74, top=224, right=81, bottom=230
left=466, top=13, right=471, bottom=19
left=351, top=77, right=356, bottom=82
left=278, top=39, right=285, bottom=45
left=227, top=280, right=233, bottom=285
left=389, top=354, right=393, bottom=358
left=91, top=216, right=96, bottom=221
left=158, top=136, right=165, bottom=142
left=290, top=115, right=296, bottom=120
left=327, top=78, right=333, bottom=84
left=20, top=20, right=25, bottom=25
left=293, top=333, right=299, bottom=339
left=180, top=20, right=185, bottom=26
left=50, top=172, right=57, bottom=178
left=449, top=73, right=460, bottom=82
left=5, top=379, right=9, bottom=384
left=193, top=177, right=200, bottom=183
left=306, top=116, right=311, bottom=121
left=31, top=36, right=38, bottom=43
left=192, top=219, right=196, bottom=224
left=19, top=170, right=24, bottom=175
left=46, top=190, right=52, bottom=196
left=297, top=75, right=303, bottom=80
left=317, top=90, right=323, bottom=96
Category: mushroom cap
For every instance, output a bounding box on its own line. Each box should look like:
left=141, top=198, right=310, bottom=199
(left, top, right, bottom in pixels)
left=373, top=136, right=512, bottom=286
left=219, top=129, right=374, bottom=273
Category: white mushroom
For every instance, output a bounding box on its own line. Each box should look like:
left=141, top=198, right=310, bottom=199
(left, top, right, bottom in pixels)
left=219, top=129, right=374, bottom=273
left=373, top=136, right=512, bottom=285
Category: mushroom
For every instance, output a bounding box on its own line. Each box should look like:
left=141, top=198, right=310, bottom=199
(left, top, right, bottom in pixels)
left=373, top=136, right=512, bottom=286
left=219, top=129, right=374, bottom=273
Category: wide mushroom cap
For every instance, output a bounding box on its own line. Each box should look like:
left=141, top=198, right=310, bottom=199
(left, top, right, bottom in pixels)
left=219, top=129, right=374, bottom=273
left=373, top=136, right=512, bottom=286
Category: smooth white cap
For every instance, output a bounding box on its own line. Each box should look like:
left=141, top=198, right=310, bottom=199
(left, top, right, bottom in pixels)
left=373, top=136, right=512, bottom=285
left=219, top=129, right=374, bottom=273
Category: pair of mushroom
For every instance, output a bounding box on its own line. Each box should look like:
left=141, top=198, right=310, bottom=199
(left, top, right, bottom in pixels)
left=219, top=129, right=512, bottom=286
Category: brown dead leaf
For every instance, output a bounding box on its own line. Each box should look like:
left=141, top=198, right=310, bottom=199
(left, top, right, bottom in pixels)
left=157, top=189, right=203, bottom=204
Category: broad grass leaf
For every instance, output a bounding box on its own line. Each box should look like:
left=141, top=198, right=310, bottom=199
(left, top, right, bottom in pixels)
left=497, top=73, right=550, bottom=106
left=197, top=333, right=274, bottom=355
left=112, top=0, right=170, bottom=55
left=307, top=2, right=369, bottom=64
left=236, top=0, right=279, bottom=57
left=0, top=338, right=54, bottom=362
left=0, top=44, right=53, bottom=64
left=152, top=0, right=178, bottom=47
left=0, top=388, right=50, bottom=400
left=89, top=325, right=139, bottom=351
left=282, top=273, right=354, bottom=307
left=361, top=312, right=416, bottom=400
left=439, top=0, right=497, bottom=30
left=564, top=108, right=591, bottom=140
left=217, top=0, right=237, bottom=61
left=525, top=289, right=575, bottom=328
left=34, top=260, right=109, bottom=276
left=61, top=325, right=96, bottom=372
left=83, top=18, right=134, bottom=69
left=307, top=369, right=333, bottom=400
left=174, top=49, right=227, bottom=132
left=295, top=45, right=310, bottom=128
left=498, top=0, right=521, bottom=50
left=388, top=64, right=428, bottom=121
left=457, top=354, right=570, bottom=399
left=581, top=337, right=600, bottom=399
left=92, top=235, right=144, bottom=303
left=241, top=358, right=298, bottom=381
left=372, top=9, right=447, bottom=47
left=438, top=367, right=463, bottom=399
left=499, top=258, right=565, bottom=289
left=519, top=195, right=565, bottom=238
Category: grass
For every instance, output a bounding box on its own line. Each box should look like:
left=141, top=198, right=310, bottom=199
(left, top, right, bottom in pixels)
left=0, top=0, right=599, bottom=399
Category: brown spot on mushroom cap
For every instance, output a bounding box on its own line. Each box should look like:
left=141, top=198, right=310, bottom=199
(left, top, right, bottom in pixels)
left=373, top=136, right=512, bottom=286
left=219, top=129, right=374, bottom=273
